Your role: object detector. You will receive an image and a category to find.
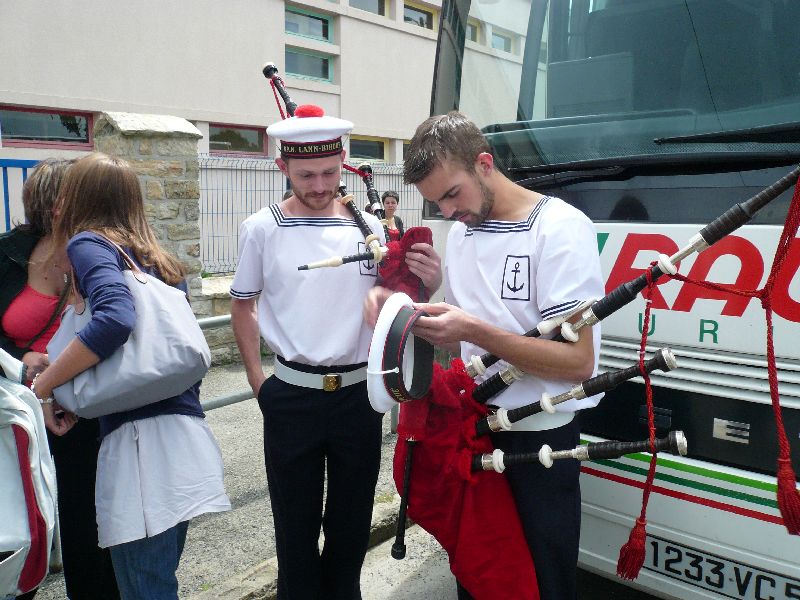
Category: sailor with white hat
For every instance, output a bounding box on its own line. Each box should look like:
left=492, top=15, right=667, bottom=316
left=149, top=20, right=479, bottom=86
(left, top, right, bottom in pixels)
left=230, top=105, right=386, bottom=599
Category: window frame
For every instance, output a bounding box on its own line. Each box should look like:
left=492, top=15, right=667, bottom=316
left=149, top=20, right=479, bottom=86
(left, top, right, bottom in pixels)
left=491, top=29, right=514, bottom=54
left=285, top=6, right=334, bottom=43
left=403, top=1, right=436, bottom=31
left=349, top=0, right=386, bottom=17
left=465, top=19, right=481, bottom=43
left=349, top=135, right=387, bottom=161
left=285, top=47, right=334, bottom=83
left=0, top=105, right=94, bottom=150
left=208, top=123, right=269, bottom=157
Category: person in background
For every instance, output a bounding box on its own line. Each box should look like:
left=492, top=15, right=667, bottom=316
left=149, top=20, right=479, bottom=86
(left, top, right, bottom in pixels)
left=0, top=158, right=120, bottom=600
left=381, top=190, right=404, bottom=241
left=32, top=153, right=230, bottom=600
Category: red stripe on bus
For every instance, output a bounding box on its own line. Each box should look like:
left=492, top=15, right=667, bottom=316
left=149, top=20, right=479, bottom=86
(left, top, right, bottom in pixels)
left=581, top=465, right=784, bottom=526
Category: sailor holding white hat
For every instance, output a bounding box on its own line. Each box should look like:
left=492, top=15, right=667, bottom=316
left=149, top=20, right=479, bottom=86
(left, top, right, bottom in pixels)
left=230, top=105, right=386, bottom=600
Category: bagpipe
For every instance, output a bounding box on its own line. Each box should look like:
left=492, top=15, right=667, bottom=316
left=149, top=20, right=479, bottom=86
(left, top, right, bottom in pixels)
left=375, top=163, right=800, bottom=599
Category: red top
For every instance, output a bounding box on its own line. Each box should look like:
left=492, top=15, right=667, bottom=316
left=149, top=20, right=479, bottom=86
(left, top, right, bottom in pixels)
left=1, top=285, right=62, bottom=353
left=387, top=228, right=402, bottom=243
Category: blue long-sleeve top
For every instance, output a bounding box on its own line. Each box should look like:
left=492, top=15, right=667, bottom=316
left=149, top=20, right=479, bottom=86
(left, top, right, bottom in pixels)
left=68, top=232, right=204, bottom=437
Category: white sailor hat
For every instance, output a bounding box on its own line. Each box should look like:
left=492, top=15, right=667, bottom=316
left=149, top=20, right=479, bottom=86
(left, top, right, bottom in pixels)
left=367, top=292, right=434, bottom=413
left=267, top=105, right=353, bottom=159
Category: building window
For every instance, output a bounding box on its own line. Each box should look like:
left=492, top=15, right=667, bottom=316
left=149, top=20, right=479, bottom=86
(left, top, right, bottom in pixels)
left=350, top=0, right=385, bottom=16
left=491, top=31, right=513, bottom=53
left=350, top=137, right=385, bottom=161
left=0, top=106, right=92, bottom=148
left=404, top=3, right=434, bottom=29
left=209, top=124, right=267, bottom=155
left=285, top=48, right=332, bottom=81
left=402, top=141, right=410, bottom=161
left=285, top=7, right=332, bottom=42
left=466, top=20, right=479, bottom=43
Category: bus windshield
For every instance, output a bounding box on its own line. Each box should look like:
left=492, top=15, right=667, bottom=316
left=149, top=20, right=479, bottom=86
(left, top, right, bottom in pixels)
left=447, top=0, right=800, bottom=175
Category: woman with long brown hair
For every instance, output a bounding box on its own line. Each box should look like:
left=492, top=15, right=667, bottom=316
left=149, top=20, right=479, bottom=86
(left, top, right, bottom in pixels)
left=32, top=152, right=230, bottom=600
left=0, top=158, right=120, bottom=600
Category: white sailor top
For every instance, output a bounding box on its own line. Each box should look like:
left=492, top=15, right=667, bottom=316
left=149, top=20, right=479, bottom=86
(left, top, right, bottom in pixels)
left=444, top=196, right=604, bottom=428
left=231, top=204, right=384, bottom=366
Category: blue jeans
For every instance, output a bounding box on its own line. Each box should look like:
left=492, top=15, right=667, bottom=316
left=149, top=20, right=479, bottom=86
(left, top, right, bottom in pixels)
left=109, top=521, right=189, bottom=600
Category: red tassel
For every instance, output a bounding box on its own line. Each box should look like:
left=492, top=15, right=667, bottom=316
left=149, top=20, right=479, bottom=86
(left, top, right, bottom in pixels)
left=616, top=518, right=647, bottom=580
left=777, top=458, right=800, bottom=535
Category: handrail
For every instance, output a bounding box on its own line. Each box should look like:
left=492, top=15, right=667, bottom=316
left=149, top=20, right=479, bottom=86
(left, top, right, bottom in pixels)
left=196, top=314, right=255, bottom=411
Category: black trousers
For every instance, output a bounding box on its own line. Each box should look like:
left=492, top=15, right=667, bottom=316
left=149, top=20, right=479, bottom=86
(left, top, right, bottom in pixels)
left=457, top=417, right=582, bottom=600
left=258, top=375, right=383, bottom=600
left=47, top=418, right=119, bottom=600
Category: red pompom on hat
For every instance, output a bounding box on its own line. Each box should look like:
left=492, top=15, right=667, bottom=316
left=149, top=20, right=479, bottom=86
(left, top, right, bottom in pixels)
left=294, top=104, right=325, bottom=118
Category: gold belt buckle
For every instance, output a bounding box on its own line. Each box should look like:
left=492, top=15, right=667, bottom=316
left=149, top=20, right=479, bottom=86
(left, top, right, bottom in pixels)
left=323, top=374, right=342, bottom=392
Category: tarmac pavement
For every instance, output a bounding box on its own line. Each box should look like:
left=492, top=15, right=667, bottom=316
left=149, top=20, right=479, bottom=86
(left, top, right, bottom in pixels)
left=31, top=357, right=657, bottom=599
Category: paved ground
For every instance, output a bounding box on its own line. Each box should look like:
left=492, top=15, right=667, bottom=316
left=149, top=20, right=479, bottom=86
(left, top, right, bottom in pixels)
left=31, top=358, right=657, bottom=599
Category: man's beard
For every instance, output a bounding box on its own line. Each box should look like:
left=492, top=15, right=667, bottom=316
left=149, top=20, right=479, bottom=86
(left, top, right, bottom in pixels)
left=292, top=186, right=339, bottom=211
left=454, top=178, right=494, bottom=227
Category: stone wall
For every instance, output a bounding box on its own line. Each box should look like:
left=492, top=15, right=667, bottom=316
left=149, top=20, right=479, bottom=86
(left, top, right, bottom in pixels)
left=93, top=112, right=238, bottom=364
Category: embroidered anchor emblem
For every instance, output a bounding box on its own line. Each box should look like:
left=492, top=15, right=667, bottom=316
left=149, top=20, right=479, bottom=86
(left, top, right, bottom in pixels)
left=358, top=241, right=377, bottom=277
left=501, top=255, right=530, bottom=301
left=506, top=261, right=525, bottom=293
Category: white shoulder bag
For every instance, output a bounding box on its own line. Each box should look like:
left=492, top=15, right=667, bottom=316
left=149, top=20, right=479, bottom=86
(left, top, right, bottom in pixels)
left=47, top=241, right=211, bottom=418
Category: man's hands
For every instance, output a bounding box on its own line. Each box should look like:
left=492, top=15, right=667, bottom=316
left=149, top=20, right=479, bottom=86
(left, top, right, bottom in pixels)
left=405, top=243, right=442, bottom=295
left=363, top=286, right=394, bottom=328
left=248, top=372, right=267, bottom=399
left=412, top=302, right=475, bottom=351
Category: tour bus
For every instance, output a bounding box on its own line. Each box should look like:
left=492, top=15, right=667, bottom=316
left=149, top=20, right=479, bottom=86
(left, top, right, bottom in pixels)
left=424, top=1, right=800, bottom=598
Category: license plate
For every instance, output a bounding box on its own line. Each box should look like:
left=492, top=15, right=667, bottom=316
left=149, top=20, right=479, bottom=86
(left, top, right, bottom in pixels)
left=644, top=535, right=800, bottom=599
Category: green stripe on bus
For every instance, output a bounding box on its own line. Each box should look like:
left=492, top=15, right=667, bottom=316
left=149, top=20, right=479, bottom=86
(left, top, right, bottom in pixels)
left=591, top=459, right=779, bottom=509
left=579, top=439, right=777, bottom=493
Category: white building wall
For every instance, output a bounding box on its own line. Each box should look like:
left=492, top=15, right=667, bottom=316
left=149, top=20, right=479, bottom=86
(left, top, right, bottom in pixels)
left=0, top=0, right=282, bottom=126
left=0, top=0, right=436, bottom=150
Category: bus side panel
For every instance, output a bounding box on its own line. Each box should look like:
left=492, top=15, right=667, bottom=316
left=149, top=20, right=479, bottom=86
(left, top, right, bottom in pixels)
left=579, top=442, right=800, bottom=600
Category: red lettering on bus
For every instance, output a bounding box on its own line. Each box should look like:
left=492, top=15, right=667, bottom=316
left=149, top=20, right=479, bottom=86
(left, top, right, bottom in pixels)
left=771, top=238, right=800, bottom=323
left=605, top=233, right=677, bottom=310
left=671, top=237, right=764, bottom=316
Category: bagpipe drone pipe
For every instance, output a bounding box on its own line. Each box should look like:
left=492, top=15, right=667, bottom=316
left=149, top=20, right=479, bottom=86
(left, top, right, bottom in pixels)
left=373, top=163, right=800, bottom=596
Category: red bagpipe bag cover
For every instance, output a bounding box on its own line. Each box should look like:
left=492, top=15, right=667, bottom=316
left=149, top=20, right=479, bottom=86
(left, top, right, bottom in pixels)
left=394, top=359, right=540, bottom=600
left=378, top=226, right=433, bottom=299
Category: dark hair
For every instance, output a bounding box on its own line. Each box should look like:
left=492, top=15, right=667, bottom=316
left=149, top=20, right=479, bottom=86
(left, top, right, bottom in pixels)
left=51, top=153, right=186, bottom=285
left=20, top=158, right=74, bottom=235
left=381, top=190, right=399, bottom=202
left=403, top=111, right=490, bottom=184
left=283, top=189, right=294, bottom=201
